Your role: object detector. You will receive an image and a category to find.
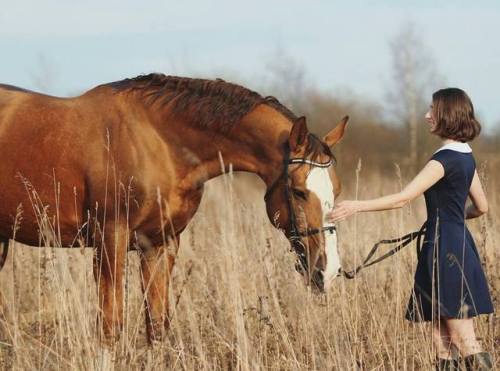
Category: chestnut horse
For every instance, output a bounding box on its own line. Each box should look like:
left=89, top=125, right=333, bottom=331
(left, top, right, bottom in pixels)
left=0, top=74, right=348, bottom=343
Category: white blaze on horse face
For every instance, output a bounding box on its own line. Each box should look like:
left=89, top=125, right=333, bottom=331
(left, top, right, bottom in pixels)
left=305, top=167, right=341, bottom=289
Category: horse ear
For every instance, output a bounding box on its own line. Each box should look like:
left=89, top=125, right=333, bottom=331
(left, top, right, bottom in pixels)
left=289, top=116, right=309, bottom=151
left=323, top=115, right=349, bottom=147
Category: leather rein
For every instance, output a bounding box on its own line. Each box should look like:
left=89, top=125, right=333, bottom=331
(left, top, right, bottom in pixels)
left=340, top=223, right=427, bottom=279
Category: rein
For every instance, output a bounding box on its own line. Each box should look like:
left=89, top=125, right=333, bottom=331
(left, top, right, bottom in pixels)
left=340, top=223, right=427, bottom=279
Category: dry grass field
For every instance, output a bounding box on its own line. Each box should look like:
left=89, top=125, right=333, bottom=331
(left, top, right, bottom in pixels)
left=0, top=158, right=498, bottom=370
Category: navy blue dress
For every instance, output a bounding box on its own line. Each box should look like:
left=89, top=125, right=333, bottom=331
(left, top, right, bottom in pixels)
left=406, top=147, right=494, bottom=322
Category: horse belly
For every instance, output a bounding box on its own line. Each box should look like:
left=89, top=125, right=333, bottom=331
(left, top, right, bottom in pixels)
left=0, top=124, right=87, bottom=246
left=0, top=175, right=87, bottom=247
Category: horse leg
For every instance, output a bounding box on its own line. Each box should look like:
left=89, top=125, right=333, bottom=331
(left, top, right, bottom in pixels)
left=0, top=236, right=8, bottom=318
left=139, top=235, right=178, bottom=343
left=0, top=236, right=8, bottom=271
left=93, top=225, right=128, bottom=344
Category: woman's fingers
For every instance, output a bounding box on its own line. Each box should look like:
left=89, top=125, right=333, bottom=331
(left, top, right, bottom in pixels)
left=327, top=200, right=359, bottom=222
left=326, top=207, right=347, bottom=222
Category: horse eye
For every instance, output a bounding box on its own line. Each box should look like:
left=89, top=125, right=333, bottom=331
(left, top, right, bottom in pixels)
left=292, top=188, right=307, bottom=200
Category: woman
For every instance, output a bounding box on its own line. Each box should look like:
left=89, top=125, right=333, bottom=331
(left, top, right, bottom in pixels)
left=327, top=88, right=494, bottom=370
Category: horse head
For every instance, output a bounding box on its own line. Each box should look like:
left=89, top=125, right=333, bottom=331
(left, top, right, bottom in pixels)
left=264, top=115, right=348, bottom=292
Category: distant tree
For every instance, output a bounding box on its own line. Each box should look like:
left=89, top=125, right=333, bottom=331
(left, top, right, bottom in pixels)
left=386, top=23, right=444, bottom=170
left=259, top=48, right=408, bottom=174
left=263, top=48, right=309, bottom=113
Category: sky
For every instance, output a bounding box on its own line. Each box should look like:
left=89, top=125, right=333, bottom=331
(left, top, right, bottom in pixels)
left=1, top=0, right=499, bottom=132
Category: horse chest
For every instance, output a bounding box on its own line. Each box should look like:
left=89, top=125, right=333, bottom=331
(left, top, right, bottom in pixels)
left=135, top=186, right=204, bottom=243
left=166, top=188, right=204, bottom=231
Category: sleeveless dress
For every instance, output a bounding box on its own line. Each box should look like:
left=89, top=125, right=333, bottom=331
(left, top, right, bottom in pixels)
left=405, top=142, right=494, bottom=322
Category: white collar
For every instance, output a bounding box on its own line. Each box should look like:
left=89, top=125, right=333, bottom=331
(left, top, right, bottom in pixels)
left=434, top=141, right=472, bottom=154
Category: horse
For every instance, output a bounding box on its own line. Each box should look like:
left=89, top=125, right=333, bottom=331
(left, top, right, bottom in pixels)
left=0, top=74, right=348, bottom=344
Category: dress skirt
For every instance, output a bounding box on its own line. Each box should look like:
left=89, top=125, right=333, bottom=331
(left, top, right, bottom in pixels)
left=405, top=218, right=494, bottom=322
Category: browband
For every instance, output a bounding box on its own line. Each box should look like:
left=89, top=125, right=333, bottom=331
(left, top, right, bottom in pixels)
left=288, top=158, right=334, bottom=168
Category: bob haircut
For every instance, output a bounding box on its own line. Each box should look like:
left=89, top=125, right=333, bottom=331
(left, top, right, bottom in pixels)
left=431, top=88, right=481, bottom=142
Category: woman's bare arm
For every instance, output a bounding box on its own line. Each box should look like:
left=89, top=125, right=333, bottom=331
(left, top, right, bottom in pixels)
left=465, top=170, right=488, bottom=219
left=327, top=160, right=445, bottom=222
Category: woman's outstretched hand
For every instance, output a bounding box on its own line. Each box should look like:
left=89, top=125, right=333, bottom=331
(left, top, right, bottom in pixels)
left=326, top=200, right=362, bottom=223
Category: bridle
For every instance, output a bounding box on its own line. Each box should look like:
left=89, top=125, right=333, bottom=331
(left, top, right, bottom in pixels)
left=264, top=148, right=337, bottom=272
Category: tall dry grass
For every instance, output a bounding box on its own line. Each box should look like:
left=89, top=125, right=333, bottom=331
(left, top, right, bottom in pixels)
left=0, top=159, right=498, bottom=370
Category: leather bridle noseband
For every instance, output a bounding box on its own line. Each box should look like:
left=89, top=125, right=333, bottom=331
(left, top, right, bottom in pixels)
left=264, top=148, right=337, bottom=272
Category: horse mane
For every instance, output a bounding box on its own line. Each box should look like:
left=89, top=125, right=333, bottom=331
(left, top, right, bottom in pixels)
left=106, top=73, right=297, bottom=131
left=106, top=73, right=330, bottom=158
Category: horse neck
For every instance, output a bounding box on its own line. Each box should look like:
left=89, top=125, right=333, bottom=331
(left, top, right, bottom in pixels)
left=165, top=104, right=291, bottom=190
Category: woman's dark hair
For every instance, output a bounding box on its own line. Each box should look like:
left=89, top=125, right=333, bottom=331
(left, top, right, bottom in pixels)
left=431, top=88, right=481, bottom=142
